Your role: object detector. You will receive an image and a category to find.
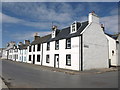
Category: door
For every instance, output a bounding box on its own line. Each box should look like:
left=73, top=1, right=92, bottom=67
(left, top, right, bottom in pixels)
left=33, top=55, right=35, bottom=64
left=54, top=54, right=59, bottom=68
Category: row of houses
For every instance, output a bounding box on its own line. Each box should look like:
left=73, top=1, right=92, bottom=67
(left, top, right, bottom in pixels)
left=1, top=12, right=120, bottom=71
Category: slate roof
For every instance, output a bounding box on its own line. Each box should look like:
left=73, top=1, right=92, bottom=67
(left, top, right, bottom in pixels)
left=31, top=21, right=88, bottom=45
left=18, top=44, right=29, bottom=50
left=31, top=34, right=51, bottom=45
left=105, top=33, right=119, bottom=40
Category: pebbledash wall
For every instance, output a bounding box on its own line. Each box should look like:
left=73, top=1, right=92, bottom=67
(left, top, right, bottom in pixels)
left=27, top=12, right=109, bottom=71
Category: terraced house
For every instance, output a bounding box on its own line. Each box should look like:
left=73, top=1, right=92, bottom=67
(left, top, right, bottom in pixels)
left=27, top=12, right=109, bottom=71
left=17, top=40, right=30, bottom=63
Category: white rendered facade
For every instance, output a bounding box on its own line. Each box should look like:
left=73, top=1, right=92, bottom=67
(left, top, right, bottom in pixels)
left=27, top=12, right=109, bottom=71
left=106, top=35, right=118, bottom=66
left=27, top=44, right=42, bottom=65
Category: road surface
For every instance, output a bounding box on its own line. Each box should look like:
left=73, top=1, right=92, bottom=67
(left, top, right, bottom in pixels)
left=1, top=59, right=118, bottom=88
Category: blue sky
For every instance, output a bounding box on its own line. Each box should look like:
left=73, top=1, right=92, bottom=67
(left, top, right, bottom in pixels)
left=1, top=2, right=119, bottom=48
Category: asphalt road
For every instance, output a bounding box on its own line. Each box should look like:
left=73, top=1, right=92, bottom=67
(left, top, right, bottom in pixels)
left=1, top=59, right=118, bottom=88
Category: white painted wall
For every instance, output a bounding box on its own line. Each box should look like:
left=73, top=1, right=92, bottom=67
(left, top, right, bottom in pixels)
left=83, top=22, right=109, bottom=70
left=42, top=36, right=80, bottom=71
left=27, top=44, right=42, bottom=65
left=1, top=50, right=7, bottom=59
left=106, top=35, right=118, bottom=66
left=18, top=49, right=28, bottom=63
left=116, top=35, right=120, bottom=66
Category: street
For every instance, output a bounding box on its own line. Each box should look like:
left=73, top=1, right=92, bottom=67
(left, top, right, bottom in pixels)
left=1, top=59, right=118, bottom=88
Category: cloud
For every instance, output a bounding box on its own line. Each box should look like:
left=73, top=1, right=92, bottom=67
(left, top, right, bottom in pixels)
left=2, top=2, right=73, bottom=23
left=1, top=12, right=52, bottom=29
left=1, top=12, right=24, bottom=23
left=11, top=31, right=51, bottom=40
left=101, top=15, right=118, bottom=34
left=2, top=0, right=119, bottom=2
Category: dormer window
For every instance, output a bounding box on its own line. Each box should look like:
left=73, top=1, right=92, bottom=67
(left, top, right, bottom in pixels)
left=71, top=22, right=77, bottom=33
left=72, top=24, right=75, bottom=32
left=52, top=25, right=57, bottom=38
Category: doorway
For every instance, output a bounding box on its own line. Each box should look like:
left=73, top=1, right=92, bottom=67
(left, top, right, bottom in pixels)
left=33, top=55, right=35, bottom=64
left=54, top=54, right=59, bottom=68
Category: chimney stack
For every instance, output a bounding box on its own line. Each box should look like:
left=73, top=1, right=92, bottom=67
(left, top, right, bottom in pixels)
left=101, top=24, right=105, bottom=32
left=18, top=42, right=23, bottom=45
left=89, top=11, right=99, bottom=24
left=34, top=32, right=40, bottom=40
left=24, top=40, right=30, bottom=45
left=52, top=25, right=57, bottom=31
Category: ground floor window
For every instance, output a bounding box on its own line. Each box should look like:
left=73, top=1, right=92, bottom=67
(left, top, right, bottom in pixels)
left=37, top=55, right=40, bottom=62
left=16, top=55, right=18, bottom=59
left=46, top=55, right=50, bottom=63
left=66, top=54, right=71, bottom=66
left=29, top=55, right=31, bottom=61
left=24, top=57, right=26, bottom=62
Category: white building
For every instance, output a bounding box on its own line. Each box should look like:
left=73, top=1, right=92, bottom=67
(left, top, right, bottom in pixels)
left=27, top=12, right=109, bottom=71
left=116, top=34, right=120, bottom=66
left=18, top=40, right=30, bottom=63
left=1, top=48, right=7, bottom=59
left=12, top=46, right=19, bottom=61
left=105, top=33, right=120, bottom=67
left=6, top=41, right=16, bottom=60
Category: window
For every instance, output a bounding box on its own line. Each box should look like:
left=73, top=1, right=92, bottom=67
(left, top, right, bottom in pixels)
left=66, top=54, right=71, bottom=66
left=72, top=24, right=75, bottom=32
left=47, top=42, right=50, bottom=50
left=37, top=55, right=40, bottom=62
left=29, top=46, right=31, bottom=52
left=112, top=50, right=114, bottom=56
left=24, top=50, right=27, bottom=54
left=29, top=55, right=31, bottom=61
left=16, top=55, right=18, bottom=59
left=24, top=57, right=26, bottom=62
left=33, top=45, right=35, bottom=52
left=55, top=40, right=59, bottom=50
left=46, top=55, right=50, bottom=63
left=66, top=38, right=71, bottom=49
left=37, top=44, right=41, bottom=51
left=20, top=57, right=21, bottom=60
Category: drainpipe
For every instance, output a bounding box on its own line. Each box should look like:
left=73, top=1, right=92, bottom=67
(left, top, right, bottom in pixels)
left=81, top=34, right=83, bottom=71
left=79, top=36, right=80, bottom=71
left=41, top=44, right=43, bottom=65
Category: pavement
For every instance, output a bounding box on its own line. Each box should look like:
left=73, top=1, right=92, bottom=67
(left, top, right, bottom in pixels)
left=0, top=77, right=9, bottom=90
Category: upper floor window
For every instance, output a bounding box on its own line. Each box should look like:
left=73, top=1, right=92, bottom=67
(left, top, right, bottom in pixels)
left=33, top=45, right=35, bottom=52
left=66, top=54, right=71, bottom=66
left=71, top=22, right=77, bottom=33
left=72, top=24, right=75, bottom=32
left=55, top=40, right=59, bottom=50
left=66, top=38, right=71, bottom=49
left=37, top=44, right=41, bottom=51
left=47, top=42, right=50, bottom=50
left=24, top=50, right=27, bottom=54
left=29, top=46, right=31, bottom=52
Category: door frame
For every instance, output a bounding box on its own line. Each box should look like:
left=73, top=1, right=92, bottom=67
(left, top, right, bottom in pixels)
left=54, top=54, right=59, bottom=68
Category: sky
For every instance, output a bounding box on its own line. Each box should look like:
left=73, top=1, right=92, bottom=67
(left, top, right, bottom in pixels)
left=1, top=2, right=119, bottom=48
